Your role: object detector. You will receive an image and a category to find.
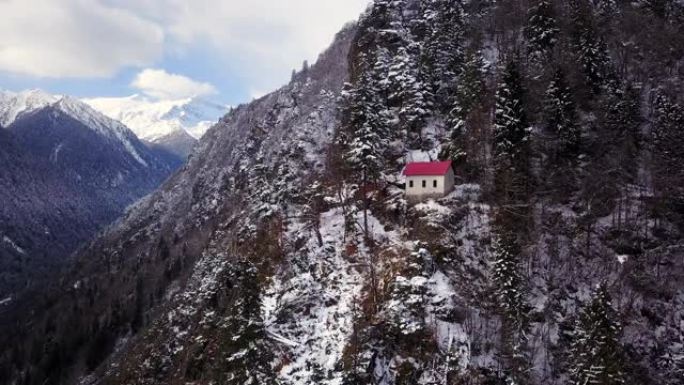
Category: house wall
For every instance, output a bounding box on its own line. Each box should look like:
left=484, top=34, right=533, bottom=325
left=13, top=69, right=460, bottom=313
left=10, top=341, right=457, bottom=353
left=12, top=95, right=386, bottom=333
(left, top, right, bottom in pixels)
left=405, top=169, right=455, bottom=200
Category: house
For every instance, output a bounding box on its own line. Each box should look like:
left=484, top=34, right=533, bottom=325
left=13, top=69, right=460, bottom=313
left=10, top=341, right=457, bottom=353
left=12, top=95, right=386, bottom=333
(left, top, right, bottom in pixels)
left=403, top=160, right=454, bottom=200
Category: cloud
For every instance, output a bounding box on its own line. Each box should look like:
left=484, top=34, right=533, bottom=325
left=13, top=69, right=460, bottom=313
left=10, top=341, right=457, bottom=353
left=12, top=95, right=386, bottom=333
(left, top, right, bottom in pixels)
left=131, top=69, right=216, bottom=100
left=0, top=0, right=163, bottom=78
left=163, top=0, right=371, bottom=90
left=0, top=0, right=370, bottom=98
left=100, top=0, right=371, bottom=92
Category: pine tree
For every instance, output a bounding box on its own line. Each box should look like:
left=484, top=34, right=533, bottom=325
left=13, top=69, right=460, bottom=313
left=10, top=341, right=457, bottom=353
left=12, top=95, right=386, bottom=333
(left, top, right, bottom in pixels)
left=570, top=284, right=625, bottom=385
left=341, top=53, right=392, bottom=238
left=651, top=92, right=684, bottom=219
left=599, top=83, right=642, bottom=177
left=383, top=246, right=430, bottom=339
left=343, top=64, right=389, bottom=181
left=388, top=43, right=432, bottom=133
left=493, top=59, right=530, bottom=166
left=441, top=48, right=488, bottom=166
left=544, top=69, right=581, bottom=156
left=524, top=0, right=560, bottom=60
left=421, top=0, right=466, bottom=107
left=491, top=227, right=530, bottom=384
left=570, top=0, right=614, bottom=94
left=219, top=260, right=276, bottom=384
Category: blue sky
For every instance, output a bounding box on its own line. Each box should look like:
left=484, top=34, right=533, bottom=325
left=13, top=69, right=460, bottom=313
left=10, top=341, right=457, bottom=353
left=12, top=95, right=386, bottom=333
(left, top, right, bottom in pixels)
left=0, top=0, right=370, bottom=105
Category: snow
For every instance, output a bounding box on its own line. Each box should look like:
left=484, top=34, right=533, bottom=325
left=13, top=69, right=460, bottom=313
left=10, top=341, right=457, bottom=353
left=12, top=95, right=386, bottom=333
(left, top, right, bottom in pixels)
left=0, top=89, right=59, bottom=127
left=0, top=89, right=149, bottom=167
left=0, top=296, right=12, bottom=306
left=84, top=94, right=230, bottom=141
left=262, top=208, right=365, bottom=385
left=2, top=236, right=26, bottom=255
left=57, top=97, right=149, bottom=167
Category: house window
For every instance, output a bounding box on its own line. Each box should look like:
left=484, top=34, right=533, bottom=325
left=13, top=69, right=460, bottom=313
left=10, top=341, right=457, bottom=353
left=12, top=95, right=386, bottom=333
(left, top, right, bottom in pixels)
left=422, top=180, right=426, bottom=188
left=409, top=180, right=414, bottom=188
left=433, top=180, right=438, bottom=188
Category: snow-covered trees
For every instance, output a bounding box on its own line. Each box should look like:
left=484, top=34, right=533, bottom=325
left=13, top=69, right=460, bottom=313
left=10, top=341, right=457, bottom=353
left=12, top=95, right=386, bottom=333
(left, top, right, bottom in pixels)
left=441, top=48, right=488, bottom=173
left=651, top=92, right=684, bottom=224
left=570, top=0, right=614, bottom=94
left=569, top=284, right=625, bottom=385
left=493, top=59, right=530, bottom=166
left=389, top=43, right=433, bottom=141
left=383, top=247, right=430, bottom=338
left=219, top=260, right=276, bottom=385
left=421, top=0, right=466, bottom=109
left=342, top=66, right=390, bottom=182
left=525, top=0, right=560, bottom=60
left=544, top=69, right=581, bottom=156
left=491, top=225, right=530, bottom=384
left=216, top=261, right=276, bottom=385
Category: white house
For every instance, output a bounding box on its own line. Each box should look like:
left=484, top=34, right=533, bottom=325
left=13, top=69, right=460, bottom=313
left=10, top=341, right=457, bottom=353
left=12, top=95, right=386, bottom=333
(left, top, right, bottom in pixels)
left=403, top=160, right=455, bottom=200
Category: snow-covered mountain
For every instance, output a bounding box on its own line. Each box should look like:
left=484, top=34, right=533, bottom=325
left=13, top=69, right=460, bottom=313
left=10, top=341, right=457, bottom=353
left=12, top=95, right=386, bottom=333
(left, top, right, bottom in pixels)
left=0, top=89, right=176, bottom=299
left=0, top=89, right=58, bottom=127
left=2, top=2, right=684, bottom=385
left=84, top=94, right=230, bottom=141
left=1, top=89, right=151, bottom=165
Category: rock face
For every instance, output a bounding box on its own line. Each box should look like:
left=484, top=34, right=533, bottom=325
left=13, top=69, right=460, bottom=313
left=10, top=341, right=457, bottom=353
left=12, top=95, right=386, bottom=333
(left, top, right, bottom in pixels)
left=2, top=2, right=684, bottom=385
left=0, top=91, right=175, bottom=298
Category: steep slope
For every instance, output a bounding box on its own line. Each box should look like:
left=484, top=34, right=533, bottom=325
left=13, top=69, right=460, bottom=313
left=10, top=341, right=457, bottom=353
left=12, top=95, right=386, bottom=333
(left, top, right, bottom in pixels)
left=0, top=92, right=175, bottom=298
left=84, top=95, right=230, bottom=159
left=2, top=1, right=684, bottom=385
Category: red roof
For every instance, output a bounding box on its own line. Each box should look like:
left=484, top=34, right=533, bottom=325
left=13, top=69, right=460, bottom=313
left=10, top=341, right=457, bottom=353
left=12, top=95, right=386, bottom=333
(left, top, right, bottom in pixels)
left=403, top=160, right=452, bottom=176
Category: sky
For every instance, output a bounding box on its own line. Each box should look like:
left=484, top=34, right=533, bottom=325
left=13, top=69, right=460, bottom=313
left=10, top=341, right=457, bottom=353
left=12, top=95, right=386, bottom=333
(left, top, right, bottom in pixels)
left=0, top=0, right=371, bottom=105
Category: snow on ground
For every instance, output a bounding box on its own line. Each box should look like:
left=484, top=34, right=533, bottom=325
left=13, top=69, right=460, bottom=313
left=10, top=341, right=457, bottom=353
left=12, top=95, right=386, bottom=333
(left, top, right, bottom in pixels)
left=426, top=271, right=471, bottom=372
left=2, top=236, right=26, bottom=255
left=0, top=295, right=12, bottom=306
left=262, top=208, right=365, bottom=385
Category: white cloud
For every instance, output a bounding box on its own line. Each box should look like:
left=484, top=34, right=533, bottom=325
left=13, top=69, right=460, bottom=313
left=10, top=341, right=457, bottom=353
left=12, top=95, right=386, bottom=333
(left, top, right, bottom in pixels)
left=159, top=0, right=371, bottom=91
left=131, top=69, right=216, bottom=100
left=0, top=0, right=163, bottom=78
left=0, top=0, right=370, bottom=98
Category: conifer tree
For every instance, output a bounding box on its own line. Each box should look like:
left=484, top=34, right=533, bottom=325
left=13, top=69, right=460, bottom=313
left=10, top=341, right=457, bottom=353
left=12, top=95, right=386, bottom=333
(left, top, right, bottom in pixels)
left=544, top=69, right=581, bottom=155
left=342, top=53, right=391, bottom=238
left=493, top=59, right=530, bottom=167
left=220, top=260, right=276, bottom=384
left=442, top=48, right=487, bottom=165
left=651, top=92, right=684, bottom=217
left=599, top=83, right=642, bottom=178
left=421, top=0, right=466, bottom=107
left=491, top=227, right=530, bottom=384
left=570, top=284, right=625, bottom=385
left=570, top=0, right=614, bottom=94
left=524, top=0, right=560, bottom=60
left=343, top=65, right=388, bottom=181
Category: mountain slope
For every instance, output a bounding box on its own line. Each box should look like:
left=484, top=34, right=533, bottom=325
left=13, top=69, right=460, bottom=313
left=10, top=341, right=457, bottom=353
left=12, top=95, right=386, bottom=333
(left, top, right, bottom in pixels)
left=2, top=1, right=684, bottom=385
left=0, top=91, right=175, bottom=298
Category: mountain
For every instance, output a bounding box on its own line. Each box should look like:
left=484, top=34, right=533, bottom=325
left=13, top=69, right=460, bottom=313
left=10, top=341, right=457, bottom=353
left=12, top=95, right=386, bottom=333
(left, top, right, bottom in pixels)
left=2, top=1, right=684, bottom=385
left=0, top=89, right=175, bottom=298
left=84, top=95, right=230, bottom=159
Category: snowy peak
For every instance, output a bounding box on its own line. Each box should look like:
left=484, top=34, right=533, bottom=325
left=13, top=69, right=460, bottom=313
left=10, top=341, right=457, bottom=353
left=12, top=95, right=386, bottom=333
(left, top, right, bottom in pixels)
left=0, top=89, right=60, bottom=127
left=1, top=89, right=150, bottom=167
left=84, top=95, right=230, bottom=141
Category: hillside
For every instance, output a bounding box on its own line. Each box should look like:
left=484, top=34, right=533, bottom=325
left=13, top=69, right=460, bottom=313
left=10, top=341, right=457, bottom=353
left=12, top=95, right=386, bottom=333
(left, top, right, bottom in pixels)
left=1, top=1, right=683, bottom=385
left=0, top=91, right=175, bottom=299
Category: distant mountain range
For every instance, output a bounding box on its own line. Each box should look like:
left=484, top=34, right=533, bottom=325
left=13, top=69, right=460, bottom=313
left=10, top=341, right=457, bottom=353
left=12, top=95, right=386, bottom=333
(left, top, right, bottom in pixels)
left=0, top=89, right=177, bottom=298
left=84, top=95, right=230, bottom=159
